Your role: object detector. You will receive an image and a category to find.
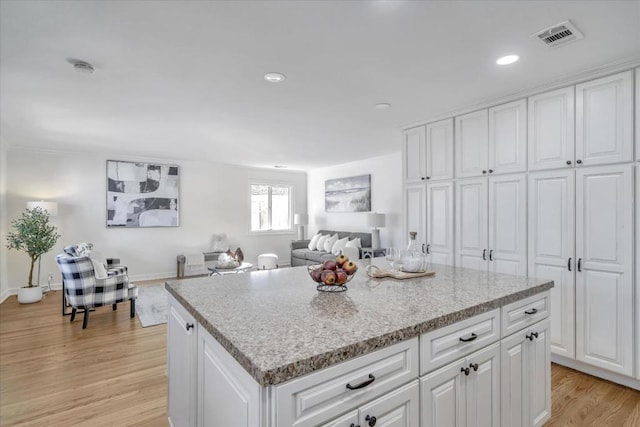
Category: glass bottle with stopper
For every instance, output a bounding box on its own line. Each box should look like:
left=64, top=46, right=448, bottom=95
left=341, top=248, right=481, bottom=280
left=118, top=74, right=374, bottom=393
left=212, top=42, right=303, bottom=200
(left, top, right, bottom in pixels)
left=401, top=231, right=427, bottom=272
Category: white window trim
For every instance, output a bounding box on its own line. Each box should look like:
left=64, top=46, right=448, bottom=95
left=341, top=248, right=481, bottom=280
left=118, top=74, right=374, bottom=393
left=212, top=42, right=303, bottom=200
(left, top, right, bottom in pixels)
left=249, top=180, right=295, bottom=235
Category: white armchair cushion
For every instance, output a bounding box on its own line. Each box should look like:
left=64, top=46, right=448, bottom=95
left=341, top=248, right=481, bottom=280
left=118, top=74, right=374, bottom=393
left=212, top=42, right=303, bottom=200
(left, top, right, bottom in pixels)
left=90, top=256, right=108, bottom=279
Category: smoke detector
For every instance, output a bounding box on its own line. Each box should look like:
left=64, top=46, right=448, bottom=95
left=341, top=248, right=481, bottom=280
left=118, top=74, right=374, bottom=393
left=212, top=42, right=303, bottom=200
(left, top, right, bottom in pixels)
left=67, top=59, right=95, bottom=74
left=530, top=20, right=584, bottom=48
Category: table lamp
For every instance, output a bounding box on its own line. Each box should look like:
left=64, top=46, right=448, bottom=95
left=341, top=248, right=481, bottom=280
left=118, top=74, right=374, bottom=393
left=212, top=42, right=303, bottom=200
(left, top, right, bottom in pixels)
left=294, top=213, right=308, bottom=241
left=367, top=212, right=386, bottom=249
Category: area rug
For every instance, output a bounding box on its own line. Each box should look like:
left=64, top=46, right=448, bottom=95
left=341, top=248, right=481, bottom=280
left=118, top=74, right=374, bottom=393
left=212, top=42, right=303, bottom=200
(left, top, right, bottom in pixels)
left=135, top=284, right=169, bottom=327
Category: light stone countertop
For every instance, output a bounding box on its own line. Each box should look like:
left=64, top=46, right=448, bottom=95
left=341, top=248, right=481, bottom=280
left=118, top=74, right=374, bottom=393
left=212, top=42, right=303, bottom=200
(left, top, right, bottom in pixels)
left=165, top=259, right=553, bottom=386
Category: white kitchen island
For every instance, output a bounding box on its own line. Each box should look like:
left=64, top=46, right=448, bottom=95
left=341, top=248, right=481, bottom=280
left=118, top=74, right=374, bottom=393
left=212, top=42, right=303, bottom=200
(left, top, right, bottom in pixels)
left=166, top=259, right=553, bottom=427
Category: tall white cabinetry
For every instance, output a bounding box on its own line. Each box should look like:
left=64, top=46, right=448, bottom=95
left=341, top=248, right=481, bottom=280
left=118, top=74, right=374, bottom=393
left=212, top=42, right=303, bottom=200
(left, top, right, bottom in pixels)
left=455, top=110, right=488, bottom=178
left=576, top=71, right=634, bottom=166
left=404, top=184, right=427, bottom=251
left=425, top=182, right=454, bottom=265
left=528, top=170, right=575, bottom=359
left=455, top=175, right=527, bottom=276
left=403, top=126, right=426, bottom=183
left=426, top=118, right=454, bottom=181
left=575, top=164, right=634, bottom=376
left=528, top=87, right=575, bottom=171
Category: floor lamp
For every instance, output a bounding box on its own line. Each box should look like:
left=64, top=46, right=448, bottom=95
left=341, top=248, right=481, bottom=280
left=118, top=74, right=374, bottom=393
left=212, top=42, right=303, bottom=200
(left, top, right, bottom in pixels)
left=26, top=200, right=58, bottom=291
left=294, top=213, right=308, bottom=241
left=367, top=212, right=386, bottom=249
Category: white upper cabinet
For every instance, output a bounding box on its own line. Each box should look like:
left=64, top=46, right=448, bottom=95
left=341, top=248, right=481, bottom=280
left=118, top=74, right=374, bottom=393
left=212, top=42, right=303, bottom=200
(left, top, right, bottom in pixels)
left=426, top=118, right=454, bottom=181
left=576, top=70, right=634, bottom=166
left=528, top=170, right=575, bottom=359
left=455, top=109, right=489, bottom=178
left=403, top=126, right=426, bottom=183
left=528, top=87, right=575, bottom=171
left=489, top=99, right=527, bottom=175
left=636, top=68, right=640, bottom=162
left=488, top=174, right=527, bottom=277
left=426, top=182, right=454, bottom=266
left=575, top=164, right=634, bottom=376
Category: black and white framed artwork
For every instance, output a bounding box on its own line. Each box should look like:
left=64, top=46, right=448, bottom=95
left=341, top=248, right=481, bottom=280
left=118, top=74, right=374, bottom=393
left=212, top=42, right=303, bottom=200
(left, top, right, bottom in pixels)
left=325, top=174, right=371, bottom=212
left=106, top=160, right=179, bottom=227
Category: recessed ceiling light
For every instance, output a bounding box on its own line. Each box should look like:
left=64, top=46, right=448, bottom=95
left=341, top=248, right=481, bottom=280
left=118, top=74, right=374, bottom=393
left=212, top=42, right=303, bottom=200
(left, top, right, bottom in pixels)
left=67, top=58, right=95, bottom=74
left=273, top=165, right=287, bottom=169
left=264, top=72, right=286, bottom=83
left=496, top=55, right=519, bottom=65
left=375, top=103, right=391, bottom=110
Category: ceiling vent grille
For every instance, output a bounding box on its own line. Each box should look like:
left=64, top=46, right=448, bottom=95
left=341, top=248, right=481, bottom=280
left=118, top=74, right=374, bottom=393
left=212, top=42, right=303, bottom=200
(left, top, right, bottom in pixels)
left=531, top=20, right=584, bottom=48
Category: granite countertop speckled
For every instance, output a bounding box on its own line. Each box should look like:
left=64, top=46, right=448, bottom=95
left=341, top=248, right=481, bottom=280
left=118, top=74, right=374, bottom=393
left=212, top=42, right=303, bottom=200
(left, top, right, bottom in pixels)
left=165, top=259, right=553, bottom=387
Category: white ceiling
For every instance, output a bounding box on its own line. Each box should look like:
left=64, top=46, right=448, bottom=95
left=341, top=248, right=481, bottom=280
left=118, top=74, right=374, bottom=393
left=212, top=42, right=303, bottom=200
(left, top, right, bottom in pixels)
left=1, top=1, right=639, bottom=170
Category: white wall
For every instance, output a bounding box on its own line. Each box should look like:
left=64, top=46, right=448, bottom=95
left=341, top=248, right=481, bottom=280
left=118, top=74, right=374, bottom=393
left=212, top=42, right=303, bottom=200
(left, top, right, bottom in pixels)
left=1, top=147, right=306, bottom=292
left=0, top=138, right=8, bottom=300
left=307, top=152, right=404, bottom=249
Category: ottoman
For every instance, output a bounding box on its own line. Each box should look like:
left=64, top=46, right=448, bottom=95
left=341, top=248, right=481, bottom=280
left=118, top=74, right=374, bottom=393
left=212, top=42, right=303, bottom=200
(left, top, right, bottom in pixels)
left=257, top=253, right=278, bottom=270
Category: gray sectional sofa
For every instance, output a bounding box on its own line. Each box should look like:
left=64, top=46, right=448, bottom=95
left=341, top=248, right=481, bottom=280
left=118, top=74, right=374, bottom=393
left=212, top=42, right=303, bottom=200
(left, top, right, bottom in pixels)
left=290, top=229, right=372, bottom=267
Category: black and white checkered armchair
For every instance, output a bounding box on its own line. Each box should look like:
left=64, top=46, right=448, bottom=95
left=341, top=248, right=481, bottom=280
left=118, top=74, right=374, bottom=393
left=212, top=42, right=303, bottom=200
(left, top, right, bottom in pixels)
left=56, top=243, right=137, bottom=329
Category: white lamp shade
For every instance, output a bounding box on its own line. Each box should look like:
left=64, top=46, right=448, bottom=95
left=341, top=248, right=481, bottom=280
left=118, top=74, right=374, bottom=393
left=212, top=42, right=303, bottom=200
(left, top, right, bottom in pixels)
left=294, top=213, right=309, bottom=225
left=367, top=213, right=385, bottom=228
left=27, top=200, right=58, bottom=216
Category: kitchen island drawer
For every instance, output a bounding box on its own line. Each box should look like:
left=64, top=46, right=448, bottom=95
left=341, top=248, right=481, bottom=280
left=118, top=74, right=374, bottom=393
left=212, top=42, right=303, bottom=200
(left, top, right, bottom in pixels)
left=501, top=291, right=550, bottom=337
left=274, top=337, right=419, bottom=427
left=420, top=308, right=500, bottom=375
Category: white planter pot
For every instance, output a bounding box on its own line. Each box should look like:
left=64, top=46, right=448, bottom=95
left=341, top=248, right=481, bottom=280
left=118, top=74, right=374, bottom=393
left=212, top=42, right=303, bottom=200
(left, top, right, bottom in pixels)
left=17, top=286, right=43, bottom=304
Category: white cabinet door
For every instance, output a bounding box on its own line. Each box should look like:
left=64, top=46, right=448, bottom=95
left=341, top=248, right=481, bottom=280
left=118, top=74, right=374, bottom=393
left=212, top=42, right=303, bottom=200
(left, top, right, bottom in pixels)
left=529, top=319, right=551, bottom=427
left=501, top=331, right=528, bottom=427
left=575, top=164, right=634, bottom=376
left=168, top=300, right=197, bottom=427
left=404, top=184, right=427, bottom=251
left=528, top=86, right=575, bottom=171
left=576, top=71, right=634, bottom=166
left=421, top=360, right=465, bottom=427
left=198, top=328, right=262, bottom=427
left=466, top=343, right=501, bottom=427
left=359, top=380, right=419, bottom=427
left=636, top=68, right=640, bottom=161
left=403, top=126, right=426, bottom=183
left=426, top=182, right=454, bottom=266
left=455, top=109, right=489, bottom=178
left=426, top=118, right=454, bottom=181
left=321, top=410, right=359, bottom=427
left=488, top=174, right=527, bottom=276
left=455, top=178, right=488, bottom=271
left=528, top=170, right=575, bottom=359
left=637, top=165, right=640, bottom=380
left=489, top=99, right=527, bottom=175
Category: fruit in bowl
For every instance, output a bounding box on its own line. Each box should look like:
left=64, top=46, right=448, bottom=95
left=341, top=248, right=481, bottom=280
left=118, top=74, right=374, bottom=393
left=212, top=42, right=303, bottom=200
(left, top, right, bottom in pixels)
left=308, top=256, right=358, bottom=288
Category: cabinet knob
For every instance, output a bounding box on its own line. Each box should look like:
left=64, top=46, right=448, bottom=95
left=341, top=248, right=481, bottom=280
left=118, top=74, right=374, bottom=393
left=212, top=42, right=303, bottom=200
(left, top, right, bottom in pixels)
left=482, top=249, right=487, bottom=260
left=426, top=244, right=431, bottom=254
left=568, top=257, right=572, bottom=271
left=350, top=424, right=361, bottom=427
left=460, top=366, right=471, bottom=376
left=482, top=170, right=487, bottom=174
left=421, top=177, right=425, bottom=180
left=566, top=160, right=572, bottom=165
left=577, top=258, right=582, bottom=272
left=186, top=323, right=194, bottom=331
left=576, top=159, right=582, bottom=164
left=365, top=415, right=377, bottom=426
left=489, top=249, right=494, bottom=261
left=488, top=169, right=494, bottom=173
left=526, top=331, right=539, bottom=341
left=470, top=363, right=479, bottom=372
left=426, top=176, right=431, bottom=180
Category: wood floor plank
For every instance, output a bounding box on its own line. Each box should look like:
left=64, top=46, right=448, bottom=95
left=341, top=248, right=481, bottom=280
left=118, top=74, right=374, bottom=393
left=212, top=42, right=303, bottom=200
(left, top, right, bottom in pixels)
left=1, top=283, right=638, bottom=426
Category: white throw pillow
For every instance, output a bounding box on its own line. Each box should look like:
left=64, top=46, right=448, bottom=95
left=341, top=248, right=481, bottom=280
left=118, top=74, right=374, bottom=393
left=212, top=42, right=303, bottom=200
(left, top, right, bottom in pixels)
left=331, top=236, right=349, bottom=256
left=90, top=256, right=109, bottom=280
left=316, top=235, right=329, bottom=252
left=345, top=237, right=362, bottom=249
left=308, top=233, right=322, bottom=251
left=324, top=234, right=338, bottom=253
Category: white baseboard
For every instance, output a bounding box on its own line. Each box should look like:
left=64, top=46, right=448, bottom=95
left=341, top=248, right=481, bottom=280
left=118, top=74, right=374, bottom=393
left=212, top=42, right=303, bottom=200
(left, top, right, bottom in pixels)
left=0, top=282, right=62, bottom=304
left=0, top=289, right=11, bottom=304
left=129, top=271, right=176, bottom=282
left=552, top=354, right=640, bottom=390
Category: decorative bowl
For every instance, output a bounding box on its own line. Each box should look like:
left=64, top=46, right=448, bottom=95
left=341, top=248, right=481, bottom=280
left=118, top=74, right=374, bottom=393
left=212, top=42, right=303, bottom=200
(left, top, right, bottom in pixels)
left=307, top=263, right=357, bottom=292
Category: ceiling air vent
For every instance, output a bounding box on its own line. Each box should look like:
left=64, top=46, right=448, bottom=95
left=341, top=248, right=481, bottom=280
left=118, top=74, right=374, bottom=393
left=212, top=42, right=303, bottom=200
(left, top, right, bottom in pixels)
left=531, top=20, right=584, bottom=48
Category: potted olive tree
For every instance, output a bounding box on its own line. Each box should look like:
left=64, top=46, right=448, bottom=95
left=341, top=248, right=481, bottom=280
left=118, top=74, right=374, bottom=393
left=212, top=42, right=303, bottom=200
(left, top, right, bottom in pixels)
left=6, top=207, right=60, bottom=303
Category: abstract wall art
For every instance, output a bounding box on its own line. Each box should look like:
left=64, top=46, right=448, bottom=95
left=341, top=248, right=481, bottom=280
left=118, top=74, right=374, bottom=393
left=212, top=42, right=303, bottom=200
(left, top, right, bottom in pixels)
left=106, top=160, right=179, bottom=227
left=325, top=174, right=371, bottom=213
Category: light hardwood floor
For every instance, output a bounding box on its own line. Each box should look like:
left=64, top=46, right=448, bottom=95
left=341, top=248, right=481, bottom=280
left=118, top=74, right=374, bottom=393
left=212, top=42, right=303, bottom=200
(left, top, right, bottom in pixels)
left=1, top=284, right=638, bottom=426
